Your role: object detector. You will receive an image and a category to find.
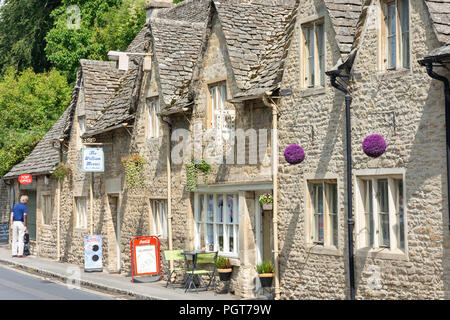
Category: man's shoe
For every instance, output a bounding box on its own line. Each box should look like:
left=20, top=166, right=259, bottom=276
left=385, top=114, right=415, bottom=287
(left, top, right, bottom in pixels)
left=17, top=255, right=25, bottom=258
left=12, top=255, right=17, bottom=257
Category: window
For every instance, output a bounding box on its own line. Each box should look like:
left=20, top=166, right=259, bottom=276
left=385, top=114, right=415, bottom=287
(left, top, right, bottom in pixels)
left=302, top=19, right=325, bottom=88
left=357, top=175, right=405, bottom=251
left=207, top=82, right=227, bottom=129
left=41, top=194, right=53, bottom=225
left=381, top=0, right=410, bottom=70
left=194, top=193, right=239, bottom=256
left=151, top=200, right=168, bottom=239
left=75, top=197, right=87, bottom=229
left=147, top=98, right=160, bottom=138
left=307, top=181, right=338, bottom=246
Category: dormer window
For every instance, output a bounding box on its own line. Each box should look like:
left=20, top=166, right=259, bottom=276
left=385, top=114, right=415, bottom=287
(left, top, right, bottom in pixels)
left=207, top=82, right=226, bottom=129
left=381, top=0, right=410, bottom=70
left=302, top=19, right=325, bottom=88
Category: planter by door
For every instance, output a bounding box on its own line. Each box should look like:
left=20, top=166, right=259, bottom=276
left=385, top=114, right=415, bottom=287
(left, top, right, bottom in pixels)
left=259, top=273, right=274, bottom=287
left=218, top=268, right=232, bottom=281
left=262, top=203, right=273, bottom=211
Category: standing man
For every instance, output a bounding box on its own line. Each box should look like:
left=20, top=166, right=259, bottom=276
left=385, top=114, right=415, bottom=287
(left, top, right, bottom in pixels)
left=10, top=195, right=28, bottom=258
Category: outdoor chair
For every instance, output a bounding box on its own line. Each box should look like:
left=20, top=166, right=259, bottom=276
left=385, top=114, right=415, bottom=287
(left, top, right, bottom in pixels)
left=184, top=251, right=218, bottom=294
left=162, top=249, right=189, bottom=289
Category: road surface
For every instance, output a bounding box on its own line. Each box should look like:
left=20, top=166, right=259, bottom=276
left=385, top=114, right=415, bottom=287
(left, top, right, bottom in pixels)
left=0, top=264, right=114, bottom=300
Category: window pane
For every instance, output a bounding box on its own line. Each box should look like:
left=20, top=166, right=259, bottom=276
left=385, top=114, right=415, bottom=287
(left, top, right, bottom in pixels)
left=387, top=3, right=397, bottom=69
left=400, top=0, right=409, bottom=68
left=218, top=225, right=224, bottom=251
left=207, top=194, right=214, bottom=222
left=329, top=183, right=338, bottom=246
left=216, top=195, right=223, bottom=223
left=397, top=179, right=405, bottom=249
left=311, top=184, right=324, bottom=243
left=199, top=194, right=205, bottom=221
left=228, top=225, right=234, bottom=253
left=317, top=23, right=325, bottom=86
left=227, top=194, right=234, bottom=223
left=199, top=223, right=205, bottom=249
left=378, top=179, right=390, bottom=247
left=308, top=27, right=315, bottom=86
left=206, top=224, right=214, bottom=251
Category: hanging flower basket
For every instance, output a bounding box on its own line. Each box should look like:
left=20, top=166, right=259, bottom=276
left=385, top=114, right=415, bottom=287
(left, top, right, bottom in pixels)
left=259, top=194, right=273, bottom=211
left=284, top=144, right=305, bottom=164
left=52, top=162, right=71, bottom=180
left=258, top=273, right=274, bottom=288
left=362, top=134, right=386, bottom=158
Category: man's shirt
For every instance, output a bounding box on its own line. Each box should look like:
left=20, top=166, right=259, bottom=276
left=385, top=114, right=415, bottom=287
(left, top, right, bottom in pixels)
left=12, top=203, right=28, bottom=222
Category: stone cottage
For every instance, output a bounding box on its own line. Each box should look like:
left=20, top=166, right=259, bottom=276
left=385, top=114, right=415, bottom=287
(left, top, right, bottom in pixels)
left=276, top=0, right=450, bottom=299
left=3, top=0, right=450, bottom=300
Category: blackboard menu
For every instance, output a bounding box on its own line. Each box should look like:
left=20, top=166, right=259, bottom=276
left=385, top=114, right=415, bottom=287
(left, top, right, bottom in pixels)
left=0, top=223, right=9, bottom=243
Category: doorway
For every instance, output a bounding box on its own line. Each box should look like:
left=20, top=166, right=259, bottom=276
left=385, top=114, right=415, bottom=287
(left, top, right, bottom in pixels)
left=23, top=191, right=36, bottom=241
left=108, top=195, right=120, bottom=272
left=255, top=191, right=273, bottom=264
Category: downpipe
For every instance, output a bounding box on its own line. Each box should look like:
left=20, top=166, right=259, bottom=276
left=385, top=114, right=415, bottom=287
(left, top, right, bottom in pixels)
left=328, top=74, right=356, bottom=300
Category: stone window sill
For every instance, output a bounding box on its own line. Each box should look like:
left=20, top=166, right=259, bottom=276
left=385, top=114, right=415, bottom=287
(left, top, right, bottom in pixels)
left=299, top=87, right=326, bottom=98
left=356, top=247, right=408, bottom=261
left=377, top=68, right=411, bottom=80
left=305, top=244, right=342, bottom=256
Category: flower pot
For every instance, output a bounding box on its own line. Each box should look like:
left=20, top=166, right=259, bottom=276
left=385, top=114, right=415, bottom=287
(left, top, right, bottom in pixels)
left=262, top=203, right=273, bottom=211
left=218, top=268, right=233, bottom=281
left=258, top=273, right=274, bottom=287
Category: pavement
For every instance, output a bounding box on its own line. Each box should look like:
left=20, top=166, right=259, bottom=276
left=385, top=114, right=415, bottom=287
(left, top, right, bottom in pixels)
left=0, top=244, right=238, bottom=300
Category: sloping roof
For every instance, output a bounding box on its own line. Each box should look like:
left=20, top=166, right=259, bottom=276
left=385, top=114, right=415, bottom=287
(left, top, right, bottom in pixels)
left=425, top=0, right=450, bottom=45
left=150, top=18, right=207, bottom=108
left=3, top=70, right=81, bottom=179
left=79, top=60, right=123, bottom=128
left=324, top=0, right=363, bottom=57
left=213, top=0, right=297, bottom=96
left=85, top=27, right=152, bottom=136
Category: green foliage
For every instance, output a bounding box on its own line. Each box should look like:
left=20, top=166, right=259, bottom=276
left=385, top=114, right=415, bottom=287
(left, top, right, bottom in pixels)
left=122, top=153, right=147, bottom=189
left=173, top=0, right=184, bottom=3
left=186, top=159, right=212, bottom=191
left=0, top=0, right=62, bottom=74
left=52, top=162, right=72, bottom=180
left=45, top=0, right=147, bottom=83
left=0, top=67, right=72, bottom=176
left=258, top=193, right=273, bottom=205
left=216, top=256, right=232, bottom=269
left=256, top=261, right=274, bottom=274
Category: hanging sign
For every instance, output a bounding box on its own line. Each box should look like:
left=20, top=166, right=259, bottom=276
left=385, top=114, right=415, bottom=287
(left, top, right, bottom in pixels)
left=130, top=236, right=161, bottom=283
left=82, top=147, right=104, bottom=172
left=18, top=174, right=33, bottom=185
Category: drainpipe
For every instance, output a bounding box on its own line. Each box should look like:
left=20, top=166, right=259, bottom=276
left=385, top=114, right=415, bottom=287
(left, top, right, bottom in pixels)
left=419, top=61, right=450, bottom=230
left=262, top=93, right=280, bottom=300
left=326, top=72, right=356, bottom=300
left=161, top=117, right=174, bottom=270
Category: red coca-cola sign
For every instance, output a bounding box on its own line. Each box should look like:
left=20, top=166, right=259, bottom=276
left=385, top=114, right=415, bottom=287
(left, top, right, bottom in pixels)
left=18, top=174, right=33, bottom=185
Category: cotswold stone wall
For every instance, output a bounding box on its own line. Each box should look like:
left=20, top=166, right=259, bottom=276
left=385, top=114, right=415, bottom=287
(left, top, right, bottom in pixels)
left=0, top=179, right=9, bottom=224
left=277, top=0, right=450, bottom=299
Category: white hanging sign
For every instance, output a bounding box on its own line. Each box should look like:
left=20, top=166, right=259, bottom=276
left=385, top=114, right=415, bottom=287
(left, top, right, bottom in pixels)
left=82, top=148, right=104, bottom=172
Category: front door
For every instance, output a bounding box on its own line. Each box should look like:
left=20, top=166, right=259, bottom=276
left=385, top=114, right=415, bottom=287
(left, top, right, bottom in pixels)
left=24, top=191, right=36, bottom=241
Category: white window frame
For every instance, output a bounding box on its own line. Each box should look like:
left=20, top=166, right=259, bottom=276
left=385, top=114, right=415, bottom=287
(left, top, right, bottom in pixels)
left=194, top=192, right=239, bottom=257
left=355, top=169, right=406, bottom=255
left=301, top=18, right=325, bottom=88
left=41, top=193, right=53, bottom=226
left=207, top=82, right=227, bottom=129
left=150, top=199, right=168, bottom=239
left=380, top=0, right=410, bottom=71
left=146, top=97, right=160, bottom=138
left=306, top=180, right=338, bottom=247
left=75, top=197, right=88, bottom=229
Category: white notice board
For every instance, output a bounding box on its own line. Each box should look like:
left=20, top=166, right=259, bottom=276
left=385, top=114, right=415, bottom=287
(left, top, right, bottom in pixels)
left=135, top=244, right=157, bottom=275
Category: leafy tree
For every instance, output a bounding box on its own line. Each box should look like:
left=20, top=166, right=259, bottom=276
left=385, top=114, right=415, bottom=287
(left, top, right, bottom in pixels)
left=0, top=0, right=62, bottom=74
left=45, top=0, right=147, bottom=83
left=0, top=68, right=72, bottom=176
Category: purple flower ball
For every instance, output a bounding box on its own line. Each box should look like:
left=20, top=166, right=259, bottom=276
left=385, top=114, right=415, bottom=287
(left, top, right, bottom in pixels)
left=362, top=134, right=386, bottom=158
left=284, top=144, right=305, bottom=164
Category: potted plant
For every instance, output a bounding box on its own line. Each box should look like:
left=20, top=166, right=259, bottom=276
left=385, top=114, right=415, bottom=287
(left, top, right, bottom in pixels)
left=256, top=261, right=274, bottom=288
left=121, top=153, right=147, bottom=189
left=52, top=162, right=72, bottom=180
left=186, top=159, right=212, bottom=191
left=216, top=256, right=233, bottom=281
left=259, top=194, right=273, bottom=211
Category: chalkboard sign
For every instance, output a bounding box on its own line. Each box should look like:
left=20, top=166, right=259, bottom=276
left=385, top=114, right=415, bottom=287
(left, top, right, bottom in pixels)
left=0, top=223, right=9, bottom=243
